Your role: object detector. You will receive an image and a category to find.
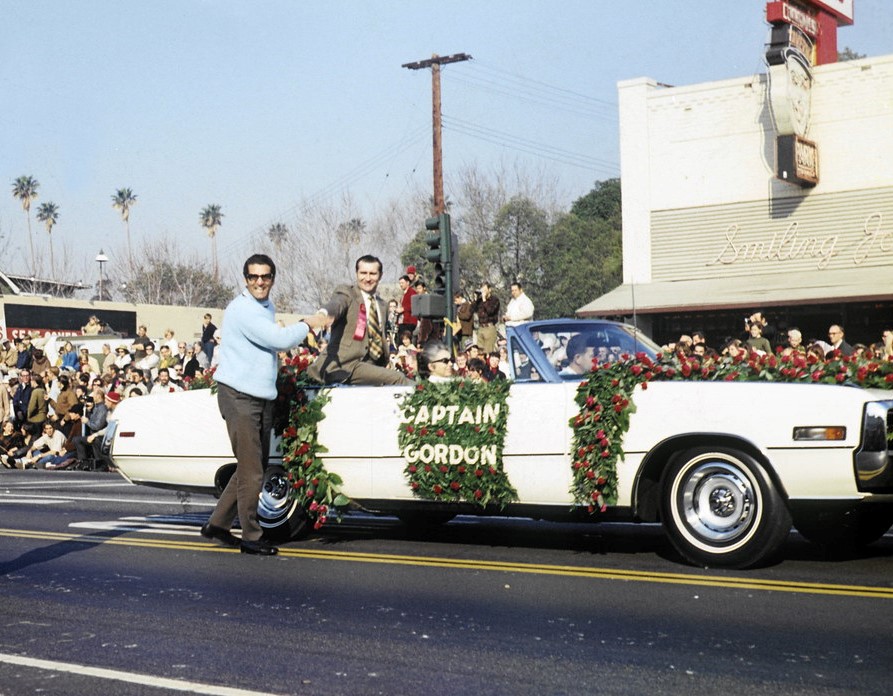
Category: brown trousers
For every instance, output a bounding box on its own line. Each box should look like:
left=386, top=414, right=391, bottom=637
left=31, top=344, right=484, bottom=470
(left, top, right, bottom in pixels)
left=208, top=383, right=273, bottom=542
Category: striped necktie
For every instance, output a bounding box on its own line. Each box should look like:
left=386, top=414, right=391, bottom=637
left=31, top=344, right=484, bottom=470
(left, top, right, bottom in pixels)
left=367, top=297, right=384, bottom=360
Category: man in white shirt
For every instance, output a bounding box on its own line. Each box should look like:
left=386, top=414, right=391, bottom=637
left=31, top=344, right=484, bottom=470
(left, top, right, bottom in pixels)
left=503, top=282, right=534, bottom=327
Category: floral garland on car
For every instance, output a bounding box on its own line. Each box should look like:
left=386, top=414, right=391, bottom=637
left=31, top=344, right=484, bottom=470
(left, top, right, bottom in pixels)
left=397, top=379, right=517, bottom=507
left=185, top=355, right=346, bottom=529
left=569, top=348, right=893, bottom=514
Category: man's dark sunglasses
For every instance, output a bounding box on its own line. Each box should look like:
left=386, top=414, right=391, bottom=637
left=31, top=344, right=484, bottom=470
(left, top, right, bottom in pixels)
left=246, top=273, right=274, bottom=282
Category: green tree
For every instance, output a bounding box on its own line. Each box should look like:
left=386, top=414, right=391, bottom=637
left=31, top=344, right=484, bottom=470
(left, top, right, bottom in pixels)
left=537, top=213, right=621, bottom=318
left=11, top=175, right=39, bottom=276
left=199, top=204, right=224, bottom=280
left=112, top=188, right=138, bottom=267
left=490, top=196, right=549, bottom=292
left=534, top=178, right=623, bottom=318
left=35, top=201, right=60, bottom=281
left=570, top=178, right=621, bottom=226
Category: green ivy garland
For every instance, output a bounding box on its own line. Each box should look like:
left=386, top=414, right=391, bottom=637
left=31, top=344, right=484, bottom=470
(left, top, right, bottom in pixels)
left=397, top=379, right=517, bottom=507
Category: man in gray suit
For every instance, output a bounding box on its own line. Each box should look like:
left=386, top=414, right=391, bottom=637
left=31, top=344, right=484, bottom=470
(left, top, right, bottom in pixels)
left=309, top=255, right=414, bottom=386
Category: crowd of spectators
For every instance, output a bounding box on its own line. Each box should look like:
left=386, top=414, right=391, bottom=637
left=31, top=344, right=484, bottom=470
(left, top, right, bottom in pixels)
left=659, top=311, right=893, bottom=363
left=0, top=319, right=221, bottom=472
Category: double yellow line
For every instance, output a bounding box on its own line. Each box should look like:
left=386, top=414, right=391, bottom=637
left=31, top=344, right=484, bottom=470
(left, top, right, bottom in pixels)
left=2, top=527, right=891, bottom=599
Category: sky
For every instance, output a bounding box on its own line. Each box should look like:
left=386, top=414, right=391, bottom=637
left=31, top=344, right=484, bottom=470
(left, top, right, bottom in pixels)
left=1, top=0, right=891, bottom=286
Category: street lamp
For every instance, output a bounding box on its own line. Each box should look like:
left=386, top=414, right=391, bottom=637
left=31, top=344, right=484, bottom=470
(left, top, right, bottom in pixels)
left=95, top=250, right=108, bottom=300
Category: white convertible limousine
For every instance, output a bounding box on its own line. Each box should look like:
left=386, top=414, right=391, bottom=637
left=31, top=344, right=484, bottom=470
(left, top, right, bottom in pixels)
left=104, top=320, right=893, bottom=568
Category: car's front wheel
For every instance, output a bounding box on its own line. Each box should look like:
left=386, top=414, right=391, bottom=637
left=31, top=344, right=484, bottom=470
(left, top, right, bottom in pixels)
left=660, top=447, right=791, bottom=568
left=257, top=466, right=311, bottom=543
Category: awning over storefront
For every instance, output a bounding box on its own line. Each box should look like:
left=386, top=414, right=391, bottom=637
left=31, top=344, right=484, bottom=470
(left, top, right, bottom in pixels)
left=577, top=267, right=893, bottom=317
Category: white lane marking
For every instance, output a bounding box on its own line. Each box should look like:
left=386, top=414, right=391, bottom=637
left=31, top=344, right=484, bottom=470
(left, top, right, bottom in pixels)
left=0, top=499, right=62, bottom=505
left=1, top=482, right=136, bottom=489
left=0, top=493, right=214, bottom=506
left=0, top=652, right=284, bottom=695
left=68, top=521, right=240, bottom=537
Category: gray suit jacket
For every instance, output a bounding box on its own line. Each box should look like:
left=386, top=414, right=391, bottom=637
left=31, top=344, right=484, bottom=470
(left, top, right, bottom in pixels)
left=308, top=285, right=389, bottom=384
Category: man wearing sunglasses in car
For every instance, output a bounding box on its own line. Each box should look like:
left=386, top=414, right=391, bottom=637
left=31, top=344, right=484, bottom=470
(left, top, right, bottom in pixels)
left=203, top=254, right=329, bottom=556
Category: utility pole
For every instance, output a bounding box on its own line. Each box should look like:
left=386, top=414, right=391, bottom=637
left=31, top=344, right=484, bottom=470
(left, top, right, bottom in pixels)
left=402, top=52, right=472, bottom=215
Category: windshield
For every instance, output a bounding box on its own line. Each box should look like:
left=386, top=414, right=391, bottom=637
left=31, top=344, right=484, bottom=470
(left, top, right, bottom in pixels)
left=526, top=323, right=660, bottom=380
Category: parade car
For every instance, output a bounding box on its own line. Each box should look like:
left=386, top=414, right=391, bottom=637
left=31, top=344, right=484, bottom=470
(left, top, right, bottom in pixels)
left=104, top=319, right=893, bottom=568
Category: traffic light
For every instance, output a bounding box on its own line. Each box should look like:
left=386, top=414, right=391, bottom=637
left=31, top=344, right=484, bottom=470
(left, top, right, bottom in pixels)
left=412, top=213, right=460, bottom=322
left=424, top=213, right=459, bottom=305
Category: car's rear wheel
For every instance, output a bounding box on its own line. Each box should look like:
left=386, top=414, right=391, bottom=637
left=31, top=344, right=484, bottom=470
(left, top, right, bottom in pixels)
left=660, top=447, right=791, bottom=568
left=257, top=466, right=311, bottom=543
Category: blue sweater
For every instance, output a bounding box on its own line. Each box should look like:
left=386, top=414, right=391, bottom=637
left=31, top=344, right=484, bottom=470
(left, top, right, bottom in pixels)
left=213, top=289, right=309, bottom=400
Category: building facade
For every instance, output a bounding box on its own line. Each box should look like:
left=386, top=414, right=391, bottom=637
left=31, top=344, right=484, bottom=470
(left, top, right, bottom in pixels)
left=579, top=51, right=893, bottom=350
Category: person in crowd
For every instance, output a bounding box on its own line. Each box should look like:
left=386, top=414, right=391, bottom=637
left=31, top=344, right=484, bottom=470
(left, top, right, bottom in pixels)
left=130, top=325, right=150, bottom=363
left=826, top=324, right=853, bottom=356
left=162, top=328, right=178, bottom=354
left=100, top=343, right=116, bottom=373
left=745, top=321, right=772, bottom=354
left=722, top=338, right=747, bottom=359
left=201, top=312, right=217, bottom=363
left=174, top=341, right=189, bottom=366
left=123, top=367, right=150, bottom=398
left=25, top=373, right=49, bottom=436
left=308, top=255, right=413, bottom=387
left=395, top=330, right=419, bottom=377
left=744, top=311, right=776, bottom=347
left=72, top=390, right=117, bottom=470
left=498, top=345, right=511, bottom=376
left=0, top=375, right=11, bottom=423
left=559, top=334, right=595, bottom=376
left=454, top=351, right=468, bottom=378
left=49, top=374, right=78, bottom=425
left=482, top=350, right=507, bottom=381
left=882, top=328, right=893, bottom=360
left=422, top=343, right=455, bottom=382
left=11, top=369, right=33, bottom=431
left=137, top=341, right=160, bottom=380
left=786, top=328, right=806, bottom=354
left=449, top=290, right=475, bottom=352
left=397, top=274, right=418, bottom=339
left=385, top=299, right=400, bottom=350
left=204, top=253, right=328, bottom=556
left=79, top=347, right=100, bottom=374
left=0, top=420, right=26, bottom=469
left=157, top=343, right=178, bottom=369
left=182, top=344, right=202, bottom=379
left=471, top=282, right=500, bottom=354
left=59, top=341, right=80, bottom=372
left=502, top=281, right=534, bottom=326
left=0, top=338, right=17, bottom=375
left=81, top=315, right=102, bottom=335
left=465, top=357, right=488, bottom=382
left=193, top=341, right=210, bottom=370
left=151, top=367, right=182, bottom=394
left=210, top=330, right=222, bottom=368
left=806, top=342, right=827, bottom=361
left=114, top=344, right=132, bottom=369
left=18, top=421, right=74, bottom=470
left=30, top=346, right=51, bottom=378
left=16, top=336, right=34, bottom=371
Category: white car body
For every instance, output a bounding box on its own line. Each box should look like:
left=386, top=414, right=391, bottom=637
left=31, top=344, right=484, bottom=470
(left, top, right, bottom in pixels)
left=105, top=320, right=893, bottom=568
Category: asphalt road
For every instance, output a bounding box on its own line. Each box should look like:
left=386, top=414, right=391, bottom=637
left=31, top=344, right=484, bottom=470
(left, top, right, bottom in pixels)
left=1, top=469, right=892, bottom=696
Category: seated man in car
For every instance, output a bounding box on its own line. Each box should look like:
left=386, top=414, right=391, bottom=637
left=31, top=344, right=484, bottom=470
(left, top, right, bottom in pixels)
left=559, top=334, right=596, bottom=377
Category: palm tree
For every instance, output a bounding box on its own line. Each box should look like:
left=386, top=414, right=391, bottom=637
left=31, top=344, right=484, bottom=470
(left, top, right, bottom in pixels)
left=35, top=201, right=60, bottom=281
left=268, top=222, right=288, bottom=251
left=12, top=175, right=40, bottom=275
left=199, top=204, right=224, bottom=279
left=111, top=188, right=138, bottom=267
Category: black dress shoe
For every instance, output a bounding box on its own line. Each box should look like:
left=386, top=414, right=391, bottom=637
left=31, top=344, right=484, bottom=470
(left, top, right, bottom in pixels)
left=240, top=539, right=279, bottom=556
left=200, top=523, right=240, bottom=547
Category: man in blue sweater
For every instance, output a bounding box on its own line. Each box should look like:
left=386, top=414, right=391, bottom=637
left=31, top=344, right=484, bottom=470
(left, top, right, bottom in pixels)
left=203, top=254, right=329, bottom=556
